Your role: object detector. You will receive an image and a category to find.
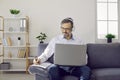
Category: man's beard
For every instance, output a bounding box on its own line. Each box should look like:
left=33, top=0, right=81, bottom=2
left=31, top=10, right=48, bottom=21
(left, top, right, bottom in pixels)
left=63, top=33, right=71, bottom=38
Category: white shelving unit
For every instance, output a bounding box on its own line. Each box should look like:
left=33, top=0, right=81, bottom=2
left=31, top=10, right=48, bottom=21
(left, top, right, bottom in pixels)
left=0, top=16, right=29, bottom=73
left=0, top=69, right=26, bottom=71
left=3, top=57, right=26, bottom=59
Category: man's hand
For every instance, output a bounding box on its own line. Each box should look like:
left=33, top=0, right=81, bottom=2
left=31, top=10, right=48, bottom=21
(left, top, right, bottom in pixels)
left=33, top=57, right=41, bottom=65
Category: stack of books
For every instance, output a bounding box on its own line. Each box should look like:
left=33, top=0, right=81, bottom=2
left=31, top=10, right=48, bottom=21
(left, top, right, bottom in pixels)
left=2, top=36, right=12, bottom=46
left=17, top=49, right=26, bottom=58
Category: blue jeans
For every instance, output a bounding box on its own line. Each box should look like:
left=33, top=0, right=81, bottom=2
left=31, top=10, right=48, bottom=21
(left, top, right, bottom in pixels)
left=48, top=64, right=91, bottom=80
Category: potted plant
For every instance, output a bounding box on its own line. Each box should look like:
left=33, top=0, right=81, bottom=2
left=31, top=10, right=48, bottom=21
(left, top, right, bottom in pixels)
left=105, top=33, right=115, bottom=43
left=36, top=32, right=47, bottom=43
left=9, top=9, right=20, bottom=16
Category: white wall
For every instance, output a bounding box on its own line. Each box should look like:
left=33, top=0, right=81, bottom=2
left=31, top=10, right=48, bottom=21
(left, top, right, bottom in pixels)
left=0, top=0, right=96, bottom=45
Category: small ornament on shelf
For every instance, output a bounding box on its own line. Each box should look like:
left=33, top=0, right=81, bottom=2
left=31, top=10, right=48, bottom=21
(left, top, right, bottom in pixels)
left=18, top=37, right=21, bottom=45
left=8, top=27, right=13, bottom=32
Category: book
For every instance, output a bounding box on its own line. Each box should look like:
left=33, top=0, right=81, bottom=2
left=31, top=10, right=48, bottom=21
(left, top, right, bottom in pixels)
left=6, top=36, right=12, bottom=46
left=17, top=49, right=26, bottom=58
left=32, top=62, right=52, bottom=69
left=2, top=38, right=7, bottom=46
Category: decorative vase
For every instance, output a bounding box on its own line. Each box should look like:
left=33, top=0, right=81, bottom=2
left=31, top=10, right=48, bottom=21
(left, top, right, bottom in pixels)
left=107, top=38, right=112, bottom=43
left=13, top=14, right=18, bottom=17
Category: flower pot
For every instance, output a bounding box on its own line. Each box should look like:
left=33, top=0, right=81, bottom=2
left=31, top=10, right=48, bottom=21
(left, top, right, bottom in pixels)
left=40, top=41, right=44, bottom=43
left=107, top=38, right=112, bottom=43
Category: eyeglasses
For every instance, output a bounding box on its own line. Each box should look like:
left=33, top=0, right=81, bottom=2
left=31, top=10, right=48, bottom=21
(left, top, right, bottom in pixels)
left=61, top=27, right=72, bottom=31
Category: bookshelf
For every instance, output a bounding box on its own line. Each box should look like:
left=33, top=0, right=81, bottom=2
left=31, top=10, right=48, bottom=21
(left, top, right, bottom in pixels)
left=0, top=16, right=29, bottom=73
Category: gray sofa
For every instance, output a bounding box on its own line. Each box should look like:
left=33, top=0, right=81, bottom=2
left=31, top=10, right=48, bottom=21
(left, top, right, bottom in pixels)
left=29, top=43, right=120, bottom=80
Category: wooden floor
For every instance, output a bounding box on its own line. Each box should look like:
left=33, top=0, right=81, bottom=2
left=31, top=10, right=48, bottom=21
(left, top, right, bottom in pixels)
left=0, top=71, right=34, bottom=80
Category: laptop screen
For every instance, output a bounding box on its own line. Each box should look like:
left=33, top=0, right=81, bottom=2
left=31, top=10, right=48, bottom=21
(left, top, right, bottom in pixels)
left=54, top=44, right=87, bottom=66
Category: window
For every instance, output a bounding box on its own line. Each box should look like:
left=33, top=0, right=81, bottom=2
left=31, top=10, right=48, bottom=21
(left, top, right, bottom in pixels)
left=97, top=0, right=118, bottom=39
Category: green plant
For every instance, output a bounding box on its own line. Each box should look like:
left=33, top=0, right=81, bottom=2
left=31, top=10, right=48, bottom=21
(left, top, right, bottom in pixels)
left=105, top=33, right=115, bottom=39
left=10, top=9, right=20, bottom=15
left=36, top=32, right=47, bottom=43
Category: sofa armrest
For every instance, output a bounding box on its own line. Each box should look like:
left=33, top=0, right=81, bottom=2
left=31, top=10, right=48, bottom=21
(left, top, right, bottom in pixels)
left=37, top=43, right=48, bottom=56
left=29, top=62, right=52, bottom=77
left=37, top=43, right=54, bottom=63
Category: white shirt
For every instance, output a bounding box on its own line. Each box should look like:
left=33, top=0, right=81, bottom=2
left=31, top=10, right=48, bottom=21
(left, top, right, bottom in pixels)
left=38, top=34, right=84, bottom=63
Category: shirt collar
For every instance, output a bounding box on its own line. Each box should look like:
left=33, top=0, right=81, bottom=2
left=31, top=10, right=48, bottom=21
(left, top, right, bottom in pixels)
left=61, top=34, right=75, bottom=40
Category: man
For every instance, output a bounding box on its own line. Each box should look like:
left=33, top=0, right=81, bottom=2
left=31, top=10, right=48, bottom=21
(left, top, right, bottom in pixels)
left=29, top=18, right=91, bottom=80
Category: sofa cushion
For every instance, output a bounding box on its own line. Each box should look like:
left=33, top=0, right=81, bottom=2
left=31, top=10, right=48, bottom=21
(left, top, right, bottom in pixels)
left=91, top=68, right=120, bottom=80
left=87, top=43, right=120, bottom=69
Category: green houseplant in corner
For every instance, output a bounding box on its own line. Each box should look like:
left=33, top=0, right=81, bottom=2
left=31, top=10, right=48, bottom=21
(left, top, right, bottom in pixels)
left=36, top=32, right=47, bottom=43
left=105, top=33, right=115, bottom=43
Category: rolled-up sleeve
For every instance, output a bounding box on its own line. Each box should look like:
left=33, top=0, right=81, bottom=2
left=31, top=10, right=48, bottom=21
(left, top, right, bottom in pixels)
left=38, top=38, right=55, bottom=63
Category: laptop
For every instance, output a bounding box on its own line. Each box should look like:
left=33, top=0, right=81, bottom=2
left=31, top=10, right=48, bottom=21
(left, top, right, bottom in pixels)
left=54, top=44, right=87, bottom=66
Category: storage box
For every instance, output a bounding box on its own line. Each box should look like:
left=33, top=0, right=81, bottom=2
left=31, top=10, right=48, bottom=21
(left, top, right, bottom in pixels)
left=0, top=62, right=10, bottom=70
